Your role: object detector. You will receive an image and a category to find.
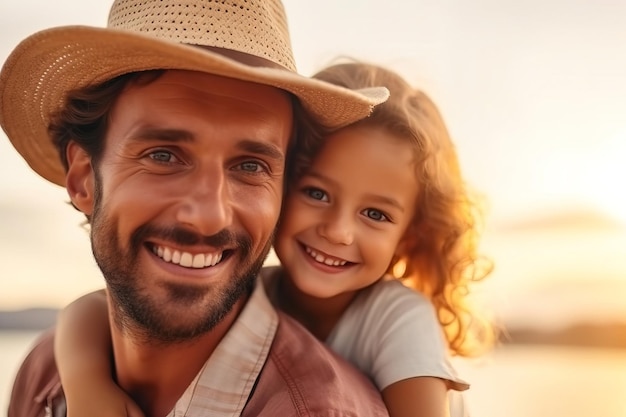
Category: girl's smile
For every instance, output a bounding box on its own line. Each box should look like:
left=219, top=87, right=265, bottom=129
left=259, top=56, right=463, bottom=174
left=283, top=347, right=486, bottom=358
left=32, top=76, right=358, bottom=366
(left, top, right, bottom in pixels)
left=274, top=123, right=419, bottom=300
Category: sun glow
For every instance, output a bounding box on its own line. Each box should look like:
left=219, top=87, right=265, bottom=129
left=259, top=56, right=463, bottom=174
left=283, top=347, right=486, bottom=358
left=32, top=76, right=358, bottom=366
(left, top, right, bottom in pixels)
left=583, top=130, right=626, bottom=226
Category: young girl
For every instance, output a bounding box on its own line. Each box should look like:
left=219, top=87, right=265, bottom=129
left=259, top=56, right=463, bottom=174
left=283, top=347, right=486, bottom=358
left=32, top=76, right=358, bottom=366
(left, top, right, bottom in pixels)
left=56, top=61, right=493, bottom=417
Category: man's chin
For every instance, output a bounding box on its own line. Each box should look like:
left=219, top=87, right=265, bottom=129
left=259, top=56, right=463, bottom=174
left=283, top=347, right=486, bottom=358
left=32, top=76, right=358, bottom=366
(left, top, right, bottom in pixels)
left=120, top=305, right=226, bottom=345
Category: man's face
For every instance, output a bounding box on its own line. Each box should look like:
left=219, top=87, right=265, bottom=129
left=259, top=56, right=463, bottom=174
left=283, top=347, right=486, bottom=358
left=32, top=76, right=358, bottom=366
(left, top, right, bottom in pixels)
left=72, top=70, right=293, bottom=343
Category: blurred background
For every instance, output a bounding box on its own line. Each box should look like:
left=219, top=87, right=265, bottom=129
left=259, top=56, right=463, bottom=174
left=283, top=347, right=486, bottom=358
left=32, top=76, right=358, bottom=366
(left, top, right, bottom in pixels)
left=1, top=1, right=625, bottom=416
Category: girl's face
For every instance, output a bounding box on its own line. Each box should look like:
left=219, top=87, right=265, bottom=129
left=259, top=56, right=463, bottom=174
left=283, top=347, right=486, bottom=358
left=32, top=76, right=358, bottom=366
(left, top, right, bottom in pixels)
left=274, top=124, right=419, bottom=299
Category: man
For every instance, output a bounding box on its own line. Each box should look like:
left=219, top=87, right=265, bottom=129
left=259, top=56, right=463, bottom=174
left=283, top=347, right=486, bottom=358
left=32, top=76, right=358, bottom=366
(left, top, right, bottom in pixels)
left=1, top=1, right=389, bottom=416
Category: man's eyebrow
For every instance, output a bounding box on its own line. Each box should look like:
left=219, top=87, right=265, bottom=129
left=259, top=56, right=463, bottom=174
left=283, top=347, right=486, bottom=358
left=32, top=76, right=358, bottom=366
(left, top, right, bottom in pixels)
left=237, top=139, right=285, bottom=163
left=130, top=127, right=194, bottom=143
left=129, top=128, right=284, bottom=162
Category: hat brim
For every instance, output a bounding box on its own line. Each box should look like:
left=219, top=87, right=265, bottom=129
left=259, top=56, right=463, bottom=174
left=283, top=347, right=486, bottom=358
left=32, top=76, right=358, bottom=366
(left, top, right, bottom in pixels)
left=0, top=26, right=389, bottom=186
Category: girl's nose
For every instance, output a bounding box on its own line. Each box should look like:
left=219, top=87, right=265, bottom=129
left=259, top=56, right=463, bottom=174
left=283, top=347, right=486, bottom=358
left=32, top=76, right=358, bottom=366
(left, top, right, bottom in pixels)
left=317, top=210, right=354, bottom=246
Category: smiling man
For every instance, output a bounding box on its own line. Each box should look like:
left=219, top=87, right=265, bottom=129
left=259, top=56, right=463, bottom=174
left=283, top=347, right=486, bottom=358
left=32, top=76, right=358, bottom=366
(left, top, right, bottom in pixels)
left=0, top=1, right=389, bottom=416
left=78, top=72, right=292, bottom=347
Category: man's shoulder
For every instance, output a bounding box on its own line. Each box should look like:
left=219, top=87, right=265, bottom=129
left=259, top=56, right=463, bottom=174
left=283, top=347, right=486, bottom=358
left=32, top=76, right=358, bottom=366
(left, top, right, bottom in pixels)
left=243, top=311, right=389, bottom=417
left=8, top=329, right=66, bottom=417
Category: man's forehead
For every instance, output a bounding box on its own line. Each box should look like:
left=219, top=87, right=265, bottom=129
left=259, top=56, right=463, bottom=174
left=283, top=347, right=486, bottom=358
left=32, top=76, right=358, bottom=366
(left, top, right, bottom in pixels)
left=115, top=70, right=293, bottom=125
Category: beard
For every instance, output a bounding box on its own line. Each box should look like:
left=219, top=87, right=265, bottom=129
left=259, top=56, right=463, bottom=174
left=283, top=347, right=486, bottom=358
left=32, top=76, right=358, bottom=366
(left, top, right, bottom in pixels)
left=89, top=180, right=271, bottom=345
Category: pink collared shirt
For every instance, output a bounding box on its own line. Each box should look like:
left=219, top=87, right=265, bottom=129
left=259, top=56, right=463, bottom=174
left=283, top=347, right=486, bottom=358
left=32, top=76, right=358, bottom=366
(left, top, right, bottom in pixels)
left=9, top=272, right=388, bottom=417
left=167, top=270, right=388, bottom=417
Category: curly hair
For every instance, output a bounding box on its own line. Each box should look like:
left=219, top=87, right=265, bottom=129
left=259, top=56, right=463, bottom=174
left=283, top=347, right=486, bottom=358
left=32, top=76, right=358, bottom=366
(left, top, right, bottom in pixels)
left=311, top=61, right=495, bottom=357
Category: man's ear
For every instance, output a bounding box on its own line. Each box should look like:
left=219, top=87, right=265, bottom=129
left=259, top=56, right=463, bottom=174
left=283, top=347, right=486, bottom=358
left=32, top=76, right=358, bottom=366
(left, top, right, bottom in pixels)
left=65, top=142, right=95, bottom=216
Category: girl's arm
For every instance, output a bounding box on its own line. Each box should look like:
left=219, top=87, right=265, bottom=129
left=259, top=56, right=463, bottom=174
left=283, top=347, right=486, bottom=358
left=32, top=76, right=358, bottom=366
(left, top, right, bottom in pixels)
left=340, top=282, right=467, bottom=417
left=382, top=377, right=450, bottom=417
left=54, top=289, right=144, bottom=417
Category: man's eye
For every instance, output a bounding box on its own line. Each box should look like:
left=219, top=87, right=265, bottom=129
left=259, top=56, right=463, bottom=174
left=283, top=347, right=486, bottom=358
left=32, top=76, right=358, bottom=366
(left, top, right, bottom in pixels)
left=240, top=161, right=262, bottom=172
left=149, top=150, right=177, bottom=163
left=305, top=187, right=328, bottom=202
left=363, top=208, right=388, bottom=222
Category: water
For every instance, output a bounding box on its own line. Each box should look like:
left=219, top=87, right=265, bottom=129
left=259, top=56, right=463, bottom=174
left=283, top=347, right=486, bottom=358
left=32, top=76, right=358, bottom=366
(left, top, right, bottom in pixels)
left=455, top=345, right=626, bottom=417
left=2, top=331, right=626, bottom=416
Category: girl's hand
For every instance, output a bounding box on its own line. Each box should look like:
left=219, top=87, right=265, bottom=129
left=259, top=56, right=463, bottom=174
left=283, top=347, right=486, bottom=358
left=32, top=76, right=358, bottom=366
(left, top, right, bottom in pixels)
left=65, top=379, right=145, bottom=417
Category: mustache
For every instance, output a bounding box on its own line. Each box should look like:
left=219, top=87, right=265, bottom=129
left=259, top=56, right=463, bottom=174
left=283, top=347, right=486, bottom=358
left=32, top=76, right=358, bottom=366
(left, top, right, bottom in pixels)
left=131, top=224, right=247, bottom=249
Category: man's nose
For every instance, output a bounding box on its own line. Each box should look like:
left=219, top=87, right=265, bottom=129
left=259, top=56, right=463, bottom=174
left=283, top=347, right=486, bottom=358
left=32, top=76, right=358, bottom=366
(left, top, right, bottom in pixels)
left=175, top=169, right=233, bottom=237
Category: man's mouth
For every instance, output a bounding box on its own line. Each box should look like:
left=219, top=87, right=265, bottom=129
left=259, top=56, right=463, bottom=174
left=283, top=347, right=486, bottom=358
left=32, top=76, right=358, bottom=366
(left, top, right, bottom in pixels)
left=151, top=244, right=224, bottom=269
left=304, top=245, right=350, bottom=267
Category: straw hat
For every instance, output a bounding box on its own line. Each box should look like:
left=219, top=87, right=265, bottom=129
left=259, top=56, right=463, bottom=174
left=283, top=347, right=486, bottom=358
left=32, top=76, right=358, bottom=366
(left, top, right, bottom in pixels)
left=0, top=0, right=389, bottom=186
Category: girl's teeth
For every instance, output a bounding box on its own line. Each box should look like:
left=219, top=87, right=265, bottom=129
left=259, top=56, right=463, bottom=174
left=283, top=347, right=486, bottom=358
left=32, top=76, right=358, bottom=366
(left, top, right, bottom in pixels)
left=305, top=246, right=347, bottom=266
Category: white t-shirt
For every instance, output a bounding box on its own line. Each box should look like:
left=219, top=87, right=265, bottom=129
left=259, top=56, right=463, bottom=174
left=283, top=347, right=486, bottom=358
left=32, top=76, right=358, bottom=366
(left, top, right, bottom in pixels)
left=262, top=267, right=468, bottom=392
left=324, top=277, right=469, bottom=392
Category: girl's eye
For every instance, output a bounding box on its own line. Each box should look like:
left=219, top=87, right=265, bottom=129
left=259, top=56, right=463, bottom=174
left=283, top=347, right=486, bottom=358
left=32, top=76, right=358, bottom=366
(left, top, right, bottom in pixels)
left=363, top=208, right=388, bottom=222
left=305, top=187, right=328, bottom=202
left=149, top=150, right=178, bottom=163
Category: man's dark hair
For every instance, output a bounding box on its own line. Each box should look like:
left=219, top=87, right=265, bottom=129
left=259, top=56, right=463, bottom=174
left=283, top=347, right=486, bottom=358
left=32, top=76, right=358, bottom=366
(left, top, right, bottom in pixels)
left=49, top=70, right=165, bottom=171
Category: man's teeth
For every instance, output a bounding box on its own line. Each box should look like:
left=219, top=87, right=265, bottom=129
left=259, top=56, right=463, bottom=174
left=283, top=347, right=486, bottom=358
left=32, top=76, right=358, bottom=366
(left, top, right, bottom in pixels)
left=153, top=246, right=223, bottom=269
left=305, top=246, right=347, bottom=266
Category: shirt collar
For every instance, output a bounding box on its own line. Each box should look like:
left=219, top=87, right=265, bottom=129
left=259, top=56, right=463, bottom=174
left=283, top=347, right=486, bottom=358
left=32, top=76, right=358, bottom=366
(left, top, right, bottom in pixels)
left=167, top=277, right=278, bottom=417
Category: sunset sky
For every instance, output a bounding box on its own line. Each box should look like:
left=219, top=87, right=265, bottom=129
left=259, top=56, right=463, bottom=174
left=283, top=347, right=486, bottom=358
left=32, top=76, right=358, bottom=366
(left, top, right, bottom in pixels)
left=1, top=0, right=625, bottom=329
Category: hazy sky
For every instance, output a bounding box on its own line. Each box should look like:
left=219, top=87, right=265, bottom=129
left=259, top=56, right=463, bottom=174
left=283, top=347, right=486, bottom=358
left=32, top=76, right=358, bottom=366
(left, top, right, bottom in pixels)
left=1, top=0, right=625, bottom=319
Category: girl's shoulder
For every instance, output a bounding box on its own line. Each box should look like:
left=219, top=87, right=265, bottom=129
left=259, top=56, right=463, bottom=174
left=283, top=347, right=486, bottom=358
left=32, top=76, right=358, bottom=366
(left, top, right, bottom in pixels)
left=355, top=277, right=433, bottom=315
left=334, top=278, right=439, bottom=345
left=330, top=278, right=469, bottom=392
